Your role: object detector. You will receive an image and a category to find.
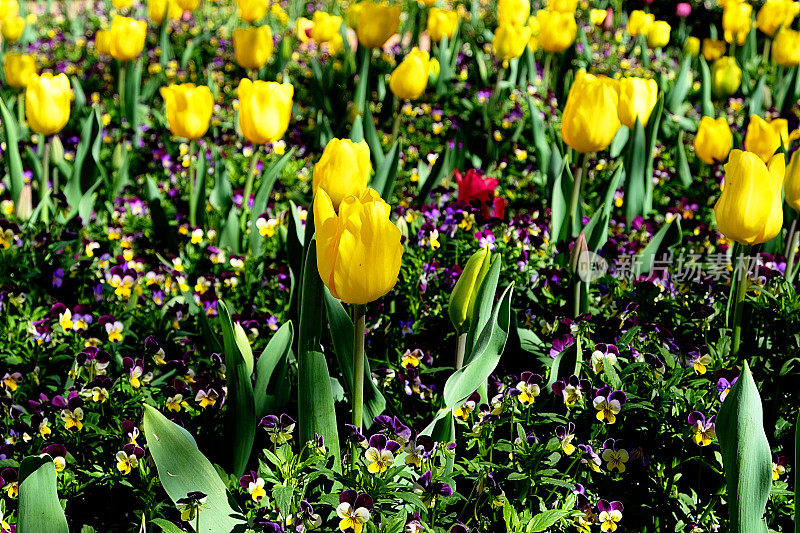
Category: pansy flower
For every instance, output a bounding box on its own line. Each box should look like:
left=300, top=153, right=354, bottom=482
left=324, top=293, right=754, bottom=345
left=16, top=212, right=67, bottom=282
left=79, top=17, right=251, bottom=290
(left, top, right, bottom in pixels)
left=364, top=434, right=400, bottom=474
left=296, top=499, right=322, bottom=531
left=552, top=375, right=591, bottom=409
left=194, top=388, right=219, bottom=409
left=717, top=376, right=737, bottom=402
left=403, top=434, right=434, bottom=468
left=592, top=386, right=627, bottom=425
left=1, top=468, right=18, bottom=498
left=597, top=500, right=623, bottom=532
left=513, top=372, right=543, bottom=406
left=590, top=344, right=619, bottom=373
left=400, top=348, right=422, bottom=368
left=336, top=490, right=372, bottom=533
left=687, top=412, right=716, bottom=446
left=578, top=444, right=602, bottom=472
left=42, top=443, right=68, bottom=472
left=176, top=491, right=207, bottom=522
left=104, top=320, right=124, bottom=343
left=115, top=444, right=144, bottom=475
left=601, top=439, right=629, bottom=473
left=454, top=392, right=479, bottom=421
left=60, top=406, right=84, bottom=432
left=772, top=456, right=788, bottom=480
left=688, top=348, right=712, bottom=374
left=260, top=414, right=295, bottom=444
left=240, top=471, right=267, bottom=501
left=1, top=373, right=21, bottom=392
left=555, top=422, right=577, bottom=455
left=413, top=470, right=453, bottom=507
left=122, top=357, right=149, bottom=389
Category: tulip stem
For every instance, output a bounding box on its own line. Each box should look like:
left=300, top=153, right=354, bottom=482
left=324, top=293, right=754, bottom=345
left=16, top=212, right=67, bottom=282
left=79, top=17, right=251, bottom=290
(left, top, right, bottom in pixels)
left=568, top=152, right=590, bottom=237
left=241, top=145, right=262, bottom=238
left=189, top=139, right=198, bottom=227
left=391, top=99, right=402, bottom=144
left=455, top=332, right=467, bottom=370
left=573, top=277, right=582, bottom=318
left=118, top=61, right=126, bottom=127
left=762, top=39, right=771, bottom=65
left=731, top=245, right=752, bottom=358
left=40, top=136, right=51, bottom=224
left=542, top=54, right=551, bottom=90
left=352, top=304, right=366, bottom=430
left=786, top=230, right=799, bottom=284
left=16, top=92, right=24, bottom=128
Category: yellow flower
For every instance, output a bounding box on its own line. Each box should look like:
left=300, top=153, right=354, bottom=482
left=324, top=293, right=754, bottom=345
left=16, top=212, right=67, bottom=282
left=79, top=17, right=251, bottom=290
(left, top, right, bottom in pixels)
left=616, top=77, right=658, bottom=129
left=694, top=116, right=732, bottom=165
left=744, top=115, right=788, bottom=162
left=773, top=28, right=800, bottom=66
left=160, top=83, right=214, bottom=140
left=547, top=0, right=578, bottom=13
left=0, top=14, right=24, bottom=42
left=311, top=11, right=343, bottom=42
left=0, top=0, right=17, bottom=19
left=314, top=188, right=403, bottom=305
left=109, top=16, right=147, bottom=62
left=3, top=53, right=36, bottom=89
left=784, top=150, right=800, bottom=211
left=61, top=407, right=84, bottom=431
left=536, top=9, right=576, bottom=53
left=337, top=502, right=371, bottom=533
left=313, top=138, right=372, bottom=209
left=356, top=1, right=401, bottom=49
left=26, top=73, right=73, bottom=136
left=646, top=20, right=670, bottom=48
left=627, top=10, right=654, bottom=37
left=590, top=8, right=608, bottom=26
left=449, top=246, right=492, bottom=331
left=296, top=16, right=313, bottom=42
left=684, top=36, right=701, bottom=56
left=498, top=0, right=530, bottom=26
left=232, top=25, right=273, bottom=70
left=95, top=29, right=112, bottom=56
left=702, top=38, right=727, bottom=61
left=176, top=0, right=201, bottom=12
left=561, top=71, right=620, bottom=153
left=248, top=477, right=266, bottom=501
left=116, top=451, right=139, bottom=475
left=723, top=1, right=752, bottom=45
left=389, top=47, right=429, bottom=100
left=346, top=2, right=365, bottom=29
left=756, top=0, right=799, bottom=37
left=714, top=149, right=784, bottom=245
left=236, top=0, right=268, bottom=23
left=237, top=78, right=293, bottom=145
left=493, top=23, right=532, bottom=60
left=427, top=7, right=458, bottom=42
left=711, top=56, right=741, bottom=98
left=148, top=0, right=183, bottom=24
left=113, top=0, right=134, bottom=8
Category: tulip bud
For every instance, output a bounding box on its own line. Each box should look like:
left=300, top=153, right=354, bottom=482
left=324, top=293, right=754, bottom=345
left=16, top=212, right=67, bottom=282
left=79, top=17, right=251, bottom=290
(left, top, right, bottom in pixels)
left=428, top=57, right=440, bottom=84
left=235, top=0, right=268, bottom=24
left=50, top=136, right=64, bottom=166
left=784, top=150, right=800, bottom=211
left=427, top=7, right=458, bottom=43
left=237, top=78, right=293, bottom=145
left=493, top=23, right=532, bottom=60
left=449, top=246, right=492, bottom=333
left=15, top=183, right=32, bottom=221
left=773, top=28, right=800, bottom=67
left=744, top=115, right=788, bottom=163
left=356, top=1, right=401, bottom=49
left=702, top=38, right=726, bottom=62
left=109, top=16, right=147, bottom=62
left=160, top=83, right=214, bottom=140
left=536, top=9, right=576, bottom=53
left=113, top=142, right=125, bottom=170
left=694, top=116, right=732, bottom=165
left=569, top=233, right=588, bottom=275
left=756, top=0, right=799, bottom=37
left=627, top=10, right=654, bottom=37
left=646, top=20, right=670, bottom=48
left=617, top=77, right=658, bottom=129
left=498, top=0, right=531, bottom=26
left=0, top=15, right=24, bottom=42
left=711, top=56, right=741, bottom=99
left=683, top=36, right=700, bottom=57
left=389, top=48, right=430, bottom=100
left=313, top=138, right=371, bottom=209
left=561, top=71, right=620, bottom=154
left=723, top=1, right=752, bottom=45
left=3, top=53, right=37, bottom=89
left=233, top=25, right=273, bottom=70
left=314, top=188, right=403, bottom=305
left=26, top=73, right=74, bottom=136
left=714, top=150, right=784, bottom=245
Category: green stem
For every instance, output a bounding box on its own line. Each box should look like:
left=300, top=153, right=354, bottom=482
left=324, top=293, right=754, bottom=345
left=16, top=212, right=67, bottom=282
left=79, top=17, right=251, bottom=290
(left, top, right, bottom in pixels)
left=16, top=91, right=24, bottom=128
left=731, top=245, right=752, bottom=358
left=455, top=332, right=467, bottom=370
left=542, top=53, right=552, bottom=90
left=118, top=61, right=127, bottom=126
left=40, top=136, right=51, bottom=224
left=242, top=147, right=261, bottom=217
left=188, top=139, right=198, bottom=227
left=573, top=278, right=582, bottom=319
left=390, top=99, right=402, bottom=144
left=568, top=152, right=590, bottom=237
left=352, top=304, right=366, bottom=430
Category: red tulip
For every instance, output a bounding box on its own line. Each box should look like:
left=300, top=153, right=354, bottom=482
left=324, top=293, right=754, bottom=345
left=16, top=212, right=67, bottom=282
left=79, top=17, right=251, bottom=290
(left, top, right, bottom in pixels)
left=455, top=169, right=498, bottom=203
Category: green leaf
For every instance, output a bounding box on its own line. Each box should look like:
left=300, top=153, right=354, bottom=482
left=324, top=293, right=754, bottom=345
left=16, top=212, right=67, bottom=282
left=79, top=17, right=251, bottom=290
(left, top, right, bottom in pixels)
left=249, top=148, right=295, bottom=255
left=151, top=519, right=186, bottom=533
left=18, top=455, right=68, bottom=533
left=371, top=140, right=401, bottom=202
left=548, top=147, right=570, bottom=246
left=624, top=118, right=647, bottom=226
left=676, top=130, right=693, bottom=188
left=0, top=96, right=24, bottom=203
left=363, top=107, right=385, bottom=167
left=272, top=484, right=293, bottom=519
left=526, top=509, right=577, bottom=532
left=253, top=321, right=294, bottom=419
left=142, top=404, right=243, bottom=532
left=465, top=255, right=501, bottom=359
left=794, top=408, right=800, bottom=533
left=716, top=362, right=772, bottom=533
left=636, top=218, right=682, bottom=274
left=349, top=114, right=364, bottom=142
left=443, top=284, right=513, bottom=409
left=643, top=95, right=664, bottom=214
left=610, top=126, right=630, bottom=159
left=699, top=57, right=714, bottom=118
left=218, top=301, right=256, bottom=478
left=667, top=55, right=693, bottom=114
left=748, top=75, right=766, bottom=118
left=527, top=96, right=550, bottom=171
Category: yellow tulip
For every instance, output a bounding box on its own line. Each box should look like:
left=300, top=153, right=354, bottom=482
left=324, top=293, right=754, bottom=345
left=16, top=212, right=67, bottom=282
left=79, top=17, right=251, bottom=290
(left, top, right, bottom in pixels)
left=313, top=138, right=372, bottom=209
left=232, top=25, right=273, bottom=70
left=547, top=0, right=578, bottom=13
left=311, top=11, right=343, bottom=43
left=95, top=29, right=112, bottom=56
left=449, top=246, right=492, bottom=332
left=493, top=23, right=532, bottom=60
left=236, top=0, right=268, bottom=23
left=3, top=53, right=36, bottom=89
left=590, top=9, right=607, bottom=26
left=684, top=36, right=700, bottom=56
left=702, top=38, right=726, bottom=61
left=237, top=79, right=293, bottom=145
left=711, top=56, right=741, bottom=98
left=296, top=17, right=313, bottom=43
left=0, top=0, right=18, bottom=19
left=756, top=0, right=799, bottom=37
left=617, top=77, right=658, bottom=129
left=25, top=73, right=73, bottom=136
left=314, top=188, right=403, bottom=305
left=113, top=0, right=134, bottom=8
left=346, top=2, right=365, bottom=29
left=176, top=0, right=201, bottom=11
left=646, top=20, right=670, bottom=48
left=427, top=7, right=458, bottom=42
left=390, top=48, right=429, bottom=100
left=561, top=71, right=620, bottom=153
left=418, top=0, right=437, bottom=5
left=109, top=16, right=147, bottom=62
left=694, top=116, right=732, bottom=165
left=773, top=28, right=800, bottom=66
left=784, top=150, right=800, bottom=210
left=723, top=1, right=752, bottom=45
left=498, top=0, right=530, bottom=26
left=527, top=14, right=541, bottom=51
left=627, top=10, right=654, bottom=37
left=1, top=15, right=24, bottom=42
left=744, top=115, right=788, bottom=162
left=160, top=83, right=214, bottom=140
left=714, top=150, right=784, bottom=245
left=536, top=9, right=576, bottom=53
left=149, top=0, right=182, bottom=24
left=356, top=2, right=401, bottom=49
